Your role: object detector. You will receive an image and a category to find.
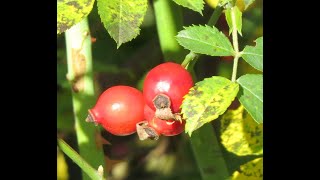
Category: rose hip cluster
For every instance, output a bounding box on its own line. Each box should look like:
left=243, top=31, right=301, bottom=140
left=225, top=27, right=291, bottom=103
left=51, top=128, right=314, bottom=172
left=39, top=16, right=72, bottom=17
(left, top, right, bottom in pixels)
left=86, top=62, right=193, bottom=140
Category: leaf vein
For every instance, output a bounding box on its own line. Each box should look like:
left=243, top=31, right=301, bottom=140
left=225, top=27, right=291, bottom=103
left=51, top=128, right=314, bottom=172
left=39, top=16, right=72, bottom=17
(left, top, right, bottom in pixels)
left=178, top=35, right=234, bottom=54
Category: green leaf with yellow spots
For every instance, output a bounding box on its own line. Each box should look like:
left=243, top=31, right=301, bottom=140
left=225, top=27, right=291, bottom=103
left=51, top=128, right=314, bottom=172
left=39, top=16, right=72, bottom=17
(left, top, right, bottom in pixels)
left=220, top=105, right=263, bottom=156
left=231, top=158, right=263, bottom=179
left=237, top=74, right=263, bottom=123
left=181, top=76, right=239, bottom=136
left=97, top=0, right=148, bottom=48
left=57, top=0, right=95, bottom=34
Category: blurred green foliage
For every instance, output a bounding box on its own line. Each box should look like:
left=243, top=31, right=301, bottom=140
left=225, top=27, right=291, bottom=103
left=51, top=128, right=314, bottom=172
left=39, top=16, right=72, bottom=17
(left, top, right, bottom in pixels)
left=57, top=0, right=262, bottom=179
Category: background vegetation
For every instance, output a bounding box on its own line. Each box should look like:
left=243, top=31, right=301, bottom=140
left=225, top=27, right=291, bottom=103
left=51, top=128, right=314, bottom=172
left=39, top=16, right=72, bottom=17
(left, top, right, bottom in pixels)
left=57, top=0, right=263, bottom=179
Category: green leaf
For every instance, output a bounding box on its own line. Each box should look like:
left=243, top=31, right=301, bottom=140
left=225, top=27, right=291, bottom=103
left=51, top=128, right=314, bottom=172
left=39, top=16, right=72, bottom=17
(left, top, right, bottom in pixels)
left=176, top=25, right=235, bottom=56
left=241, top=37, right=263, bottom=72
left=172, top=0, right=204, bottom=15
left=237, top=74, right=263, bottom=123
left=220, top=105, right=263, bottom=156
left=97, top=0, right=148, bottom=48
left=231, top=158, right=263, bottom=179
left=57, top=148, right=69, bottom=179
left=57, top=0, right=95, bottom=34
left=243, top=0, right=256, bottom=10
left=225, top=6, right=242, bottom=36
left=181, top=76, right=239, bottom=136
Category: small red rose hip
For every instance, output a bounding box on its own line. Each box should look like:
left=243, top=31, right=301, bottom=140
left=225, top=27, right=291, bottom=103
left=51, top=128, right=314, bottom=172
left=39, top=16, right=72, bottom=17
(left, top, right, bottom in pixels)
left=86, top=85, right=145, bottom=136
left=143, top=62, right=193, bottom=113
left=144, top=105, right=185, bottom=136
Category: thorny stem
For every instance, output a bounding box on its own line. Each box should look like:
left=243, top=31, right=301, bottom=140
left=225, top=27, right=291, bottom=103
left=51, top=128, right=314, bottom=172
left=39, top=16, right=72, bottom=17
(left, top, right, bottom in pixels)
left=65, top=18, right=106, bottom=180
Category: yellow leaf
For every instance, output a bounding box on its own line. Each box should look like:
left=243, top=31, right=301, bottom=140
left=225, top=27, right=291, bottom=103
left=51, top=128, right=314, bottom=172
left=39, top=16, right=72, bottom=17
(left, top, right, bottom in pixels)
left=205, top=0, right=219, bottom=8
left=220, top=105, right=263, bottom=156
left=231, top=158, right=263, bottom=179
left=57, top=148, right=69, bottom=180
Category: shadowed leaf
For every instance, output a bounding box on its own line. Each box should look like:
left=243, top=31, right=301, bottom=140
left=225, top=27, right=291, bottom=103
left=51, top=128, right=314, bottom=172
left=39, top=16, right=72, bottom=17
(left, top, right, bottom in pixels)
left=237, top=74, right=263, bottom=123
left=241, top=37, right=263, bottom=72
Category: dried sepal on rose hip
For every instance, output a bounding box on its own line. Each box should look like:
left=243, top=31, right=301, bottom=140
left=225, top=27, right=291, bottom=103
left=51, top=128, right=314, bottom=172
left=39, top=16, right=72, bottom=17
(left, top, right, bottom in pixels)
left=136, top=104, right=185, bottom=140
left=136, top=121, right=159, bottom=140
left=153, top=93, right=182, bottom=122
left=86, top=85, right=145, bottom=136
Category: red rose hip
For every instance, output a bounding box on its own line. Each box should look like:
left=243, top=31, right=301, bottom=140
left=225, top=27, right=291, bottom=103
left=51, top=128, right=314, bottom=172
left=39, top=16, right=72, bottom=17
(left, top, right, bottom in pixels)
left=143, top=62, right=193, bottom=113
left=87, top=85, right=145, bottom=136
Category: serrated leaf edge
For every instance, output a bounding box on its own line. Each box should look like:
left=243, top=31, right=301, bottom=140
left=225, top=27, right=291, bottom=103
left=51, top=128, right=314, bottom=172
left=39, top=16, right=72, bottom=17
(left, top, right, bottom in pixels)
left=97, top=0, right=148, bottom=48
left=176, top=25, right=235, bottom=56
left=172, top=0, right=204, bottom=15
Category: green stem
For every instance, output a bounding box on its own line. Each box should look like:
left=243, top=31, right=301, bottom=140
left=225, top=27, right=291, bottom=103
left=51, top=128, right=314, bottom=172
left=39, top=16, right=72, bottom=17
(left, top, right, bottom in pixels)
left=190, top=124, right=229, bottom=179
left=181, top=6, right=229, bottom=180
left=58, top=139, right=104, bottom=180
left=231, top=7, right=240, bottom=82
left=181, top=52, right=198, bottom=68
left=153, top=0, right=186, bottom=63
left=231, top=55, right=239, bottom=82
left=207, top=6, right=223, bottom=26
left=65, top=18, right=106, bottom=180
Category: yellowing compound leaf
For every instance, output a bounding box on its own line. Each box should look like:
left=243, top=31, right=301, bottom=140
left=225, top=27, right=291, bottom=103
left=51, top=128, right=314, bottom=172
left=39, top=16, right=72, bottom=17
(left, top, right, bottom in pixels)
left=181, top=76, right=239, bottom=136
left=220, top=105, right=263, bottom=156
left=231, top=158, right=263, bottom=180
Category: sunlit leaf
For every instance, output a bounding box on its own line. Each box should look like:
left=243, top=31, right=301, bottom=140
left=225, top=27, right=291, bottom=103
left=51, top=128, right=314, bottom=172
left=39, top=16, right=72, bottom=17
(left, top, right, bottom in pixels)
left=176, top=25, right=235, bottom=56
left=181, top=76, right=239, bottom=136
left=231, top=158, right=263, bottom=179
left=97, top=0, right=148, bottom=48
left=225, top=6, right=242, bottom=36
left=220, top=105, right=263, bottom=156
left=57, top=0, right=95, bottom=34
